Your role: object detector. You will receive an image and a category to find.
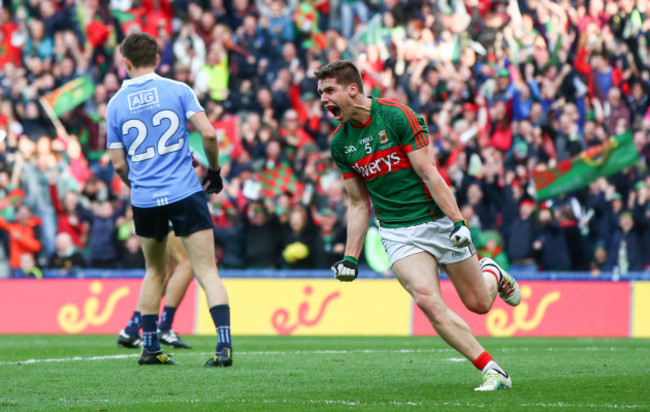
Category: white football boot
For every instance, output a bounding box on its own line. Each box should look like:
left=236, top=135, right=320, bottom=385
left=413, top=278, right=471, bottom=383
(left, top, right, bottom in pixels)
left=475, top=369, right=512, bottom=391
left=480, top=257, right=521, bottom=306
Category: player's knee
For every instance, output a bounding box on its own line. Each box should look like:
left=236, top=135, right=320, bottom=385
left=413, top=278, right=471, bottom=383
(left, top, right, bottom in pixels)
left=413, top=293, right=446, bottom=320
left=464, top=298, right=491, bottom=314
left=145, top=265, right=168, bottom=280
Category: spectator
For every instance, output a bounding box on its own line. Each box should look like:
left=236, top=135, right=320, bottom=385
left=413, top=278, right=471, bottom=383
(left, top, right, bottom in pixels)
left=242, top=200, right=282, bottom=268
left=605, top=211, right=646, bottom=274
left=504, top=199, right=537, bottom=270
left=604, top=87, right=631, bottom=134
left=173, top=23, right=207, bottom=81
left=590, top=244, right=608, bottom=277
left=314, top=208, right=345, bottom=268
left=477, top=230, right=510, bottom=272
left=121, top=234, right=145, bottom=269
left=281, top=205, right=320, bottom=268
left=18, top=252, right=43, bottom=279
left=76, top=198, right=125, bottom=269
left=340, top=0, right=370, bottom=39
left=0, top=204, right=42, bottom=272
left=211, top=193, right=245, bottom=268
left=533, top=206, right=572, bottom=271
left=49, top=172, right=87, bottom=250
left=465, top=182, right=498, bottom=231
left=47, top=232, right=86, bottom=275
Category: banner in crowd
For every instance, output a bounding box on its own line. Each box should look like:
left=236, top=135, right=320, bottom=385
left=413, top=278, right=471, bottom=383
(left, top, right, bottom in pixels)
left=257, top=162, right=304, bottom=199
left=197, top=279, right=411, bottom=336
left=412, top=281, right=630, bottom=337
left=42, top=76, right=96, bottom=117
left=0, top=279, right=196, bottom=334
left=632, top=281, right=650, bottom=337
left=188, top=116, right=242, bottom=166
left=532, top=131, right=639, bottom=201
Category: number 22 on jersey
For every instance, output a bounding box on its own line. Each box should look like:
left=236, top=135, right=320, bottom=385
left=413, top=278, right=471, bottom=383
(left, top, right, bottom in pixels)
left=123, top=109, right=183, bottom=162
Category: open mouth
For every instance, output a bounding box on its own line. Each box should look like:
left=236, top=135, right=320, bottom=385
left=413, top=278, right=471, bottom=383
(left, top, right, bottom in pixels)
left=326, top=105, right=341, bottom=118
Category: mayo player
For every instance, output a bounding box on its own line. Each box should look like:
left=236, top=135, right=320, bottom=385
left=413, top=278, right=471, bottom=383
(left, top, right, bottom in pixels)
left=317, top=60, right=520, bottom=391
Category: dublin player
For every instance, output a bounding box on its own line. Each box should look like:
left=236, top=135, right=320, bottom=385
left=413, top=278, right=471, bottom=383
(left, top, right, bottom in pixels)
left=317, top=60, right=521, bottom=391
left=107, top=33, right=232, bottom=367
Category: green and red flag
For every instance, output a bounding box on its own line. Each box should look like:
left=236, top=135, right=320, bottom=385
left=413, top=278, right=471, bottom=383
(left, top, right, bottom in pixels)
left=532, top=131, right=639, bottom=201
left=258, top=162, right=304, bottom=198
left=188, top=116, right=242, bottom=167
left=42, top=76, right=95, bottom=117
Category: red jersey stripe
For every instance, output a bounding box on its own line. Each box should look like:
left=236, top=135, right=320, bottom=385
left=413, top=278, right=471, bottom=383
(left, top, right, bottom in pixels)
left=377, top=98, right=423, bottom=139
left=350, top=147, right=411, bottom=181
left=420, top=181, right=437, bottom=220
left=329, top=124, right=342, bottom=143
left=377, top=99, right=421, bottom=137
left=352, top=117, right=372, bottom=128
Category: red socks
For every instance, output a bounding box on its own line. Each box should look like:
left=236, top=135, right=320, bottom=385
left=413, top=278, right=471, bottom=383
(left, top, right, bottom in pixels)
left=472, top=351, right=493, bottom=371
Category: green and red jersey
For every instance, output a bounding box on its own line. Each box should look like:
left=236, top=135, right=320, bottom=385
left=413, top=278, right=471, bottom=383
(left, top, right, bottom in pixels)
left=330, top=97, right=444, bottom=228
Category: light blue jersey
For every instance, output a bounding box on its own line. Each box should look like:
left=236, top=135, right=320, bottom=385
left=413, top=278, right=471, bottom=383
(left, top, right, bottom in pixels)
left=107, top=73, right=204, bottom=208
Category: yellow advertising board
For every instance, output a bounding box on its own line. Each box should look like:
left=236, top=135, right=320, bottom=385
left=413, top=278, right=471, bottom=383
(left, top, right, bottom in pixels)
left=196, top=279, right=410, bottom=336
left=632, top=282, right=650, bottom=337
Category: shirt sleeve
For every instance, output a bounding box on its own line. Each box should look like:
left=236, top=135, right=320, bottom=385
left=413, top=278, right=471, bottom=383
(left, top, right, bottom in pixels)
left=181, top=83, right=204, bottom=120
left=384, top=100, right=429, bottom=153
left=106, top=99, right=124, bottom=149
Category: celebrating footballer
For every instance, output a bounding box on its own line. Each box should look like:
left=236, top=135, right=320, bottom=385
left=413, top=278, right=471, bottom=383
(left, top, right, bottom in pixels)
left=318, top=60, right=521, bottom=391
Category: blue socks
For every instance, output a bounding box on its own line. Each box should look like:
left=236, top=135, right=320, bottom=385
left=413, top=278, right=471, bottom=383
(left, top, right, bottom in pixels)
left=209, top=305, right=231, bottom=352
left=141, top=314, right=161, bottom=353
left=158, top=306, right=177, bottom=332
left=124, top=311, right=140, bottom=336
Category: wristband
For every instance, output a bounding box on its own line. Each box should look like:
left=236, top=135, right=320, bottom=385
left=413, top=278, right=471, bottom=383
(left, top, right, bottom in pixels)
left=453, top=219, right=469, bottom=228
left=343, top=255, right=359, bottom=265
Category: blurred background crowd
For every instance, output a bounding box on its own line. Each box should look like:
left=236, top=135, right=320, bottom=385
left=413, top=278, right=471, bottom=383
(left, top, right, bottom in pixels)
left=1, top=0, right=650, bottom=279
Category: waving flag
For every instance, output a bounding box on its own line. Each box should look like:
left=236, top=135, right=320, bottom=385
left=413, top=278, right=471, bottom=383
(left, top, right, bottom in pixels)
left=188, top=116, right=242, bottom=166
left=42, top=76, right=95, bottom=117
left=532, top=131, right=639, bottom=201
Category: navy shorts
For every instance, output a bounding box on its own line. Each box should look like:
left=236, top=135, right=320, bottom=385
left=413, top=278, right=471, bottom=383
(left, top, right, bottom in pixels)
left=132, top=191, right=213, bottom=242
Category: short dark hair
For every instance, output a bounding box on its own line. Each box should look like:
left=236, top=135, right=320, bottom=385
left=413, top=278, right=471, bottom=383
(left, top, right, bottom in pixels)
left=120, top=33, right=158, bottom=68
left=314, top=60, right=364, bottom=94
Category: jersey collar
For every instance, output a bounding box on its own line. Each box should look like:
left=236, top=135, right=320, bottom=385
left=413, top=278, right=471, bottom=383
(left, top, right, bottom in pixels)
left=351, top=96, right=375, bottom=128
left=122, top=72, right=160, bottom=87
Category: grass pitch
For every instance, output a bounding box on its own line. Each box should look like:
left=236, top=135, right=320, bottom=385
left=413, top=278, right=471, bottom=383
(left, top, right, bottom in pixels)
left=0, top=335, right=648, bottom=411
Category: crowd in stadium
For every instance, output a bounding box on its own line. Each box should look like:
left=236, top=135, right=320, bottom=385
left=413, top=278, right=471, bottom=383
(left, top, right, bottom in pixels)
left=1, top=0, right=650, bottom=278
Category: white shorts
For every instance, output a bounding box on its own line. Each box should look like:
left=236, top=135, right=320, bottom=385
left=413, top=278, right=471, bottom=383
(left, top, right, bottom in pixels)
left=379, top=218, right=476, bottom=266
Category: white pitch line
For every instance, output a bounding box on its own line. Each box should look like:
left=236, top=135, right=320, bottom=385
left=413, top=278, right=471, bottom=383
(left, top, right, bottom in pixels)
left=0, top=354, right=138, bottom=366
left=0, top=346, right=639, bottom=366
left=222, top=399, right=647, bottom=409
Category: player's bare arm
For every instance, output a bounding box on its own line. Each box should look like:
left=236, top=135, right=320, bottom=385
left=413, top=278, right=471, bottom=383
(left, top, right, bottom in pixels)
left=189, top=111, right=220, bottom=171
left=407, top=145, right=463, bottom=222
left=190, top=111, right=223, bottom=194
left=331, top=175, right=371, bottom=282
left=342, top=175, right=372, bottom=259
left=109, top=148, right=131, bottom=188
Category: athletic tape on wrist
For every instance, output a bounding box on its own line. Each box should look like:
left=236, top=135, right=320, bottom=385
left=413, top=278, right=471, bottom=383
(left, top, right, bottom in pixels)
left=453, top=219, right=469, bottom=228
left=343, top=255, right=359, bottom=265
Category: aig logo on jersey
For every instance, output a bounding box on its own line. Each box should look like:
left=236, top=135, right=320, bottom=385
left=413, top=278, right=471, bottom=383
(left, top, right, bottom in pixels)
left=128, top=88, right=159, bottom=111
left=378, top=130, right=388, bottom=144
